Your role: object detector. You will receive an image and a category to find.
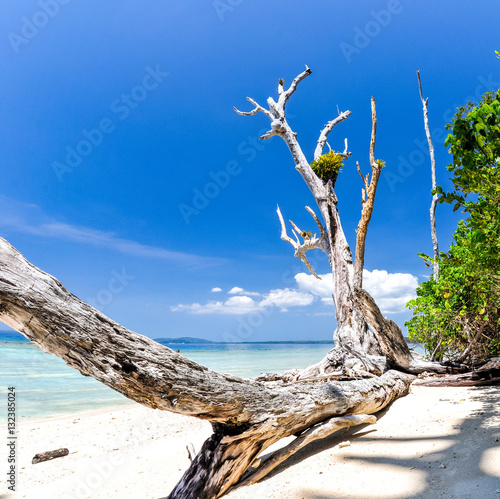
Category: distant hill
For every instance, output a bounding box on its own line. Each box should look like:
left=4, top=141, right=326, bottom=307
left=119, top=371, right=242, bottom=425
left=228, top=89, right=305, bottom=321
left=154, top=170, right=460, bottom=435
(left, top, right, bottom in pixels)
left=154, top=337, right=216, bottom=344
left=154, top=337, right=334, bottom=345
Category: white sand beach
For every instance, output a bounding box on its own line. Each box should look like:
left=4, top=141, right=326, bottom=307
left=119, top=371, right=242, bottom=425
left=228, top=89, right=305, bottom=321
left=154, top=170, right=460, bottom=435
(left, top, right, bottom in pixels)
left=2, top=384, right=499, bottom=499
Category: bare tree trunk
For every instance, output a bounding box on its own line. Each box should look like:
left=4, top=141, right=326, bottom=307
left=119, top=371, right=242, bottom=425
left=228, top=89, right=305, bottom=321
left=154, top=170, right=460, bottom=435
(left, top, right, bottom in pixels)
left=0, top=237, right=414, bottom=498
left=235, top=68, right=460, bottom=378
left=417, top=70, right=439, bottom=280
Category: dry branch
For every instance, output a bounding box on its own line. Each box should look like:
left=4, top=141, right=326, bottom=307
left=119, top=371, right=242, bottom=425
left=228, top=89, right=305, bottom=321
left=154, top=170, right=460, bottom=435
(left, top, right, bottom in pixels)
left=353, top=97, right=382, bottom=288
left=276, top=205, right=327, bottom=279
left=417, top=70, right=439, bottom=280
left=0, top=67, right=466, bottom=499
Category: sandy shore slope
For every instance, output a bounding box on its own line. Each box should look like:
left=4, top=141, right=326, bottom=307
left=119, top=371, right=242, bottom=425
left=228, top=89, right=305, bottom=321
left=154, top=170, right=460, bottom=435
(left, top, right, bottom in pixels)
left=1, top=385, right=499, bottom=498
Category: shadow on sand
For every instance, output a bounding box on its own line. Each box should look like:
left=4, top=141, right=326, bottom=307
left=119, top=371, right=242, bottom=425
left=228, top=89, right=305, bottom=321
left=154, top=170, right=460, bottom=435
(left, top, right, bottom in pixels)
left=251, top=386, right=500, bottom=498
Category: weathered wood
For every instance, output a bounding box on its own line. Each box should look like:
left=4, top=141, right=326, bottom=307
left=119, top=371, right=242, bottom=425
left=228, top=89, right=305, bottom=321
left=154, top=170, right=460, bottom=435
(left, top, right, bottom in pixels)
left=353, top=287, right=468, bottom=374
left=415, top=358, right=500, bottom=386
left=166, top=370, right=413, bottom=498
left=0, top=68, right=468, bottom=498
left=237, top=414, right=377, bottom=488
left=32, top=448, right=69, bottom=464
left=354, top=97, right=382, bottom=289
left=236, top=69, right=415, bottom=376
left=0, top=236, right=415, bottom=498
left=276, top=205, right=328, bottom=280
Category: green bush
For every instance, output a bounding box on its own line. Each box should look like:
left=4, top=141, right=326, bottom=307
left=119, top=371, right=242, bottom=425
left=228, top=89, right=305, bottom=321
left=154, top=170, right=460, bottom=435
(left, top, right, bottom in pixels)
left=406, top=88, right=500, bottom=364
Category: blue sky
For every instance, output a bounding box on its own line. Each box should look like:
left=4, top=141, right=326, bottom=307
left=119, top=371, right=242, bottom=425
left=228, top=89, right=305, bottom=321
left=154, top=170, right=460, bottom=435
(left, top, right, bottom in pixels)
left=1, top=1, right=499, bottom=342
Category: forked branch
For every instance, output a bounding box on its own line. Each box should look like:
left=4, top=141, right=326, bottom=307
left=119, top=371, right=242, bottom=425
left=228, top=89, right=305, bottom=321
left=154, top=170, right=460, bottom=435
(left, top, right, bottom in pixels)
left=315, top=112, right=353, bottom=160
left=277, top=65, right=312, bottom=112
left=277, top=205, right=328, bottom=279
left=233, top=97, right=273, bottom=120
left=354, top=97, right=383, bottom=288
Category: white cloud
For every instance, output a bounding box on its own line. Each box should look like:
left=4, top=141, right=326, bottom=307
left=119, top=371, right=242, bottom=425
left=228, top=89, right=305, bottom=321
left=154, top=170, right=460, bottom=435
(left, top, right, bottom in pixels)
left=171, top=295, right=260, bottom=315
left=172, top=269, right=417, bottom=316
left=295, top=272, right=334, bottom=297
left=362, top=269, right=418, bottom=314
left=295, top=269, right=417, bottom=315
left=173, top=287, right=315, bottom=315
left=259, top=288, right=315, bottom=312
left=211, top=287, right=222, bottom=293
left=228, top=286, right=261, bottom=296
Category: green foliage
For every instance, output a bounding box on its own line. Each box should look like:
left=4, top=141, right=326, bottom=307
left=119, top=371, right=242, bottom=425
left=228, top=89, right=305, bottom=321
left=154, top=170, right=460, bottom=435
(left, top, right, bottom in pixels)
left=406, top=89, right=500, bottom=363
left=375, top=159, right=386, bottom=168
left=310, top=151, right=344, bottom=183
left=301, top=230, right=313, bottom=238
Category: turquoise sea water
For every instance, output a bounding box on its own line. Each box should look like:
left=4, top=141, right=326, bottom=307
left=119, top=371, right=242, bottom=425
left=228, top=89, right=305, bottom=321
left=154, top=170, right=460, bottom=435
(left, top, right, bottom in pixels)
left=0, top=332, right=335, bottom=422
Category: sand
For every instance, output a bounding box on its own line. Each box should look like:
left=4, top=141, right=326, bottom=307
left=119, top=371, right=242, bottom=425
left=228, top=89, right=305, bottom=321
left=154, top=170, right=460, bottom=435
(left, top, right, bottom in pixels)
left=1, top=384, right=499, bottom=499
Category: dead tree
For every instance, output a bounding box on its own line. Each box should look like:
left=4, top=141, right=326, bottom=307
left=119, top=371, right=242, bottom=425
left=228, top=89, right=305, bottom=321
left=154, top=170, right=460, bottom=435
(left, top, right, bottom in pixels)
left=417, top=70, right=440, bottom=280
left=0, top=68, right=466, bottom=499
left=234, top=66, right=458, bottom=378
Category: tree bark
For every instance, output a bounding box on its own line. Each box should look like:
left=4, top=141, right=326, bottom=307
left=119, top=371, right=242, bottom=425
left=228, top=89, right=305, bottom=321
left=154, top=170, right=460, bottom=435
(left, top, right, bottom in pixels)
left=354, top=97, right=382, bottom=289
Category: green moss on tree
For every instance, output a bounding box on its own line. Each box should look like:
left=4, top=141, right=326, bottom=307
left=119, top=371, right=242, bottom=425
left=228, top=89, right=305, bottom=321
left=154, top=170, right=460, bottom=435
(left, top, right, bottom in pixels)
left=310, top=151, right=344, bottom=183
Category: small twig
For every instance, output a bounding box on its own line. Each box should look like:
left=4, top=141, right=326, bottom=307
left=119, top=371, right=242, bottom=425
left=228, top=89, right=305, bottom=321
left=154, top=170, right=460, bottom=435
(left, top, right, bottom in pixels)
left=233, top=97, right=274, bottom=120
left=186, top=442, right=196, bottom=462
left=357, top=161, right=369, bottom=190
left=276, top=205, right=327, bottom=280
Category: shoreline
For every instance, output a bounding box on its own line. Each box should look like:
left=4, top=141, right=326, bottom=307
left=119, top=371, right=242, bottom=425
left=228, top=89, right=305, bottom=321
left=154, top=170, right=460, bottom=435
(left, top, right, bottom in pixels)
left=0, top=400, right=136, bottom=428
left=2, top=384, right=498, bottom=498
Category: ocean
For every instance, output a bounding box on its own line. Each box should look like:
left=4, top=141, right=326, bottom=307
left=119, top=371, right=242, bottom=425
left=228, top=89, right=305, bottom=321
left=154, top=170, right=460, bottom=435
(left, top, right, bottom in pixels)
left=0, top=332, right=336, bottom=423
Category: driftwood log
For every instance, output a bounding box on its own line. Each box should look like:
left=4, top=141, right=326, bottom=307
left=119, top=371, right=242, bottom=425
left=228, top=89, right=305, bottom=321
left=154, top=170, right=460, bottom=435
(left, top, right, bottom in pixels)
left=415, top=358, right=500, bottom=387
left=0, top=236, right=413, bottom=497
left=32, top=448, right=69, bottom=464
left=0, top=68, right=469, bottom=498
